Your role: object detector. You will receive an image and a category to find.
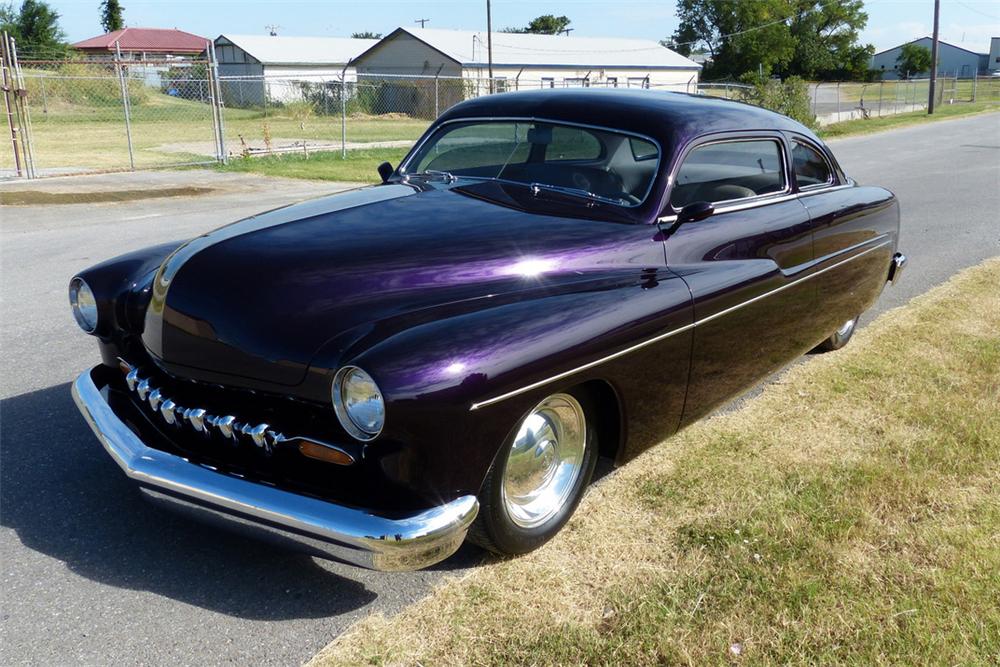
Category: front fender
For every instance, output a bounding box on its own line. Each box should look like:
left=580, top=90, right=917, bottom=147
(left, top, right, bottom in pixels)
left=72, top=241, right=185, bottom=356
left=344, top=270, right=693, bottom=497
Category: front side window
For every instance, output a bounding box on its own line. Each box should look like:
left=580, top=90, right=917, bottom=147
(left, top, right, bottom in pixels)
left=791, top=141, right=833, bottom=189
left=670, top=139, right=786, bottom=209
left=404, top=120, right=661, bottom=207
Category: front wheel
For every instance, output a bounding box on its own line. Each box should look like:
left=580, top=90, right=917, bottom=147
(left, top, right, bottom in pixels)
left=469, top=391, right=598, bottom=555
left=817, top=315, right=860, bottom=352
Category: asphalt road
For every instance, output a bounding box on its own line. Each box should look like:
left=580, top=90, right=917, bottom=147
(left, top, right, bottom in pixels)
left=1, top=113, right=998, bottom=666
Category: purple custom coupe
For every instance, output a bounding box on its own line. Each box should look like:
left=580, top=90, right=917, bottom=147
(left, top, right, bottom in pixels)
left=69, top=89, right=907, bottom=571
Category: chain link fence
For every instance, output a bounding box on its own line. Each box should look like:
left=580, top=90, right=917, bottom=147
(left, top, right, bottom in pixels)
left=809, top=75, right=1000, bottom=123
left=3, top=58, right=222, bottom=176
left=4, top=39, right=999, bottom=180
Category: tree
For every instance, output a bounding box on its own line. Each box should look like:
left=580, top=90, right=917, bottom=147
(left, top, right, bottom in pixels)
left=667, top=0, right=873, bottom=80
left=9, top=0, right=67, bottom=55
left=100, top=0, right=123, bottom=33
left=667, top=0, right=795, bottom=77
left=351, top=31, right=381, bottom=39
left=502, top=14, right=571, bottom=34
left=785, top=0, right=872, bottom=79
left=895, top=43, right=932, bottom=79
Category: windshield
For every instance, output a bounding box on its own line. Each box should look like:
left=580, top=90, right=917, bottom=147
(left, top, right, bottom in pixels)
left=402, top=120, right=661, bottom=208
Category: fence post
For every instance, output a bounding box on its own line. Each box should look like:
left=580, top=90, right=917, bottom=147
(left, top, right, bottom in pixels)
left=1, top=32, right=24, bottom=177
left=340, top=65, right=348, bottom=159
left=877, top=80, right=883, bottom=117
left=972, top=74, right=977, bottom=102
left=115, top=41, right=136, bottom=171
left=205, top=42, right=225, bottom=164
left=836, top=82, right=841, bottom=119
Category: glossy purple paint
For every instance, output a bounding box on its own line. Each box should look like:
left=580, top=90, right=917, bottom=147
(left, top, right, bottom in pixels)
left=73, top=89, right=901, bottom=512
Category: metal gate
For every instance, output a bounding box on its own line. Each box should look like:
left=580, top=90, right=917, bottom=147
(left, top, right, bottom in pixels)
left=1, top=32, right=228, bottom=179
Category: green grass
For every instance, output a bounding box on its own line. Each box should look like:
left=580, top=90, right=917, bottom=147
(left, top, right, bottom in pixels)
left=819, top=100, right=1000, bottom=138
left=310, top=257, right=1000, bottom=666
left=214, top=148, right=410, bottom=183
left=1, top=88, right=428, bottom=173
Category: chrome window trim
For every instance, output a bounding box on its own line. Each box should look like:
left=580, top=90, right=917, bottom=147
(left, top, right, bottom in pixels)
left=790, top=138, right=835, bottom=191
left=667, top=135, right=792, bottom=213
left=795, top=182, right=855, bottom=199
left=398, top=115, right=665, bottom=208
left=657, top=183, right=856, bottom=223
left=656, top=191, right=800, bottom=224
left=470, top=235, right=891, bottom=410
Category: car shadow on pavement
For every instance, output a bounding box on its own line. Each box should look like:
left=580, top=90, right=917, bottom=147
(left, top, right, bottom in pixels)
left=0, top=382, right=472, bottom=620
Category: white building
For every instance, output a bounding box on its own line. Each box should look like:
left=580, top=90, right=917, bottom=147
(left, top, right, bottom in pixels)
left=353, top=27, right=701, bottom=93
left=213, top=34, right=378, bottom=105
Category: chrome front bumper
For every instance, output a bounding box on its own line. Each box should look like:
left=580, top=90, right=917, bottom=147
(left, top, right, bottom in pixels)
left=71, top=368, right=479, bottom=571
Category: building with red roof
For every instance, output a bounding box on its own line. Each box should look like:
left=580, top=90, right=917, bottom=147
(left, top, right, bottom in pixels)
left=72, top=27, right=209, bottom=61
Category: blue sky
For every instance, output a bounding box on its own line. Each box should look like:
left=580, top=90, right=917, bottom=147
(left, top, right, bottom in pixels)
left=45, top=0, right=1000, bottom=53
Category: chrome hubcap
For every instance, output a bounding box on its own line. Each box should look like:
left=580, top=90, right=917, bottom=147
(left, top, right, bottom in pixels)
left=501, top=393, right=586, bottom=529
left=836, top=318, right=856, bottom=338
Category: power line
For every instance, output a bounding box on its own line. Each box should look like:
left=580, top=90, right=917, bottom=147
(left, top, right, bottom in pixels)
left=954, top=0, right=1000, bottom=21
left=664, top=8, right=815, bottom=50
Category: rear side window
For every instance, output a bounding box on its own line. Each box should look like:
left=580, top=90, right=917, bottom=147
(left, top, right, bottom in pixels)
left=629, top=137, right=658, bottom=161
left=791, top=141, right=833, bottom=189
left=546, top=126, right=602, bottom=161
left=671, top=139, right=786, bottom=209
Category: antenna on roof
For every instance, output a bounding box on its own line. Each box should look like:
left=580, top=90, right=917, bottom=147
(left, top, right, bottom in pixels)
left=265, top=24, right=280, bottom=36
left=415, top=18, right=429, bottom=28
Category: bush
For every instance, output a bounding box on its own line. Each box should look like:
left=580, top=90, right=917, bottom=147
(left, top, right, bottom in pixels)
left=736, top=72, right=816, bottom=129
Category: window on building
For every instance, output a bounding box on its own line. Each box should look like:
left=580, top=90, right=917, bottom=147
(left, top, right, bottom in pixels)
left=606, top=77, right=618, bottom=87
left=495, top=77, right=508, bottom=93
left=670, top=139, right=787, bottom=209
left=541, top=77, right=555, bottom=88
left=564, top=77, right=588, bottom=88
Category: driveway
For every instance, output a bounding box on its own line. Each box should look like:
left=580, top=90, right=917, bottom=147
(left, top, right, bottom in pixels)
left=2, top=113, right=999, bottom=665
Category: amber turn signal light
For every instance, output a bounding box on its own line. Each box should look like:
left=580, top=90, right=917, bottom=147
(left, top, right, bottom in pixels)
left=299, top=441, right=354, bottom=466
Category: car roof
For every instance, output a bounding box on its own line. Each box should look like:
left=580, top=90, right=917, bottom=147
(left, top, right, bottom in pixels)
left=436, top=88, right=820, bottom=154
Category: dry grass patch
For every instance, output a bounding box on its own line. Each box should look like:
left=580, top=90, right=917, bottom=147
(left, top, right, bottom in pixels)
left=312, top=258, right=1000, bottom=666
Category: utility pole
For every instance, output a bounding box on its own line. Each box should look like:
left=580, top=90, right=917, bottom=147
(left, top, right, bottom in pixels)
left=415, top=18, right=429, bottom=28
left=486, top=0, right=494, bottom=93
left=928, top=0, right=940, bottom=113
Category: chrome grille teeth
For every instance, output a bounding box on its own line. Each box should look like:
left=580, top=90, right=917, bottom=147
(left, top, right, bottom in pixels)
left=184, top=408, right=207, bottom=433
left=159, top=399, right=180, bottom=425
left=208, top=415, right=237, bottom=440
left=118, top=362, right=298, bottom=459
left=148, top=388, right=164, bottom=412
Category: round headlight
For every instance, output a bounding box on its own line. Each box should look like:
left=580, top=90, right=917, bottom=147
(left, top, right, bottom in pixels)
left=332, top=366, right=385, bottom=440
left=69, top=277, right=99, bottom=333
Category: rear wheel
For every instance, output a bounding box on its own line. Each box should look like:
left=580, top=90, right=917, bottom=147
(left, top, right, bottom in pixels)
left=817, top=315, right=859, bottom=352
left=469, top=391, right=598, bottom=555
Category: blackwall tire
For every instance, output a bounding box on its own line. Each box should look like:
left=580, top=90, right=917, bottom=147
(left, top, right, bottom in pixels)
left=468, top=391, right=599, bottom=556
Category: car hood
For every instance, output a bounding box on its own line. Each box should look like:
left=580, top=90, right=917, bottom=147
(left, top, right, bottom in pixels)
left=142, top=181, right=649, bottom=387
